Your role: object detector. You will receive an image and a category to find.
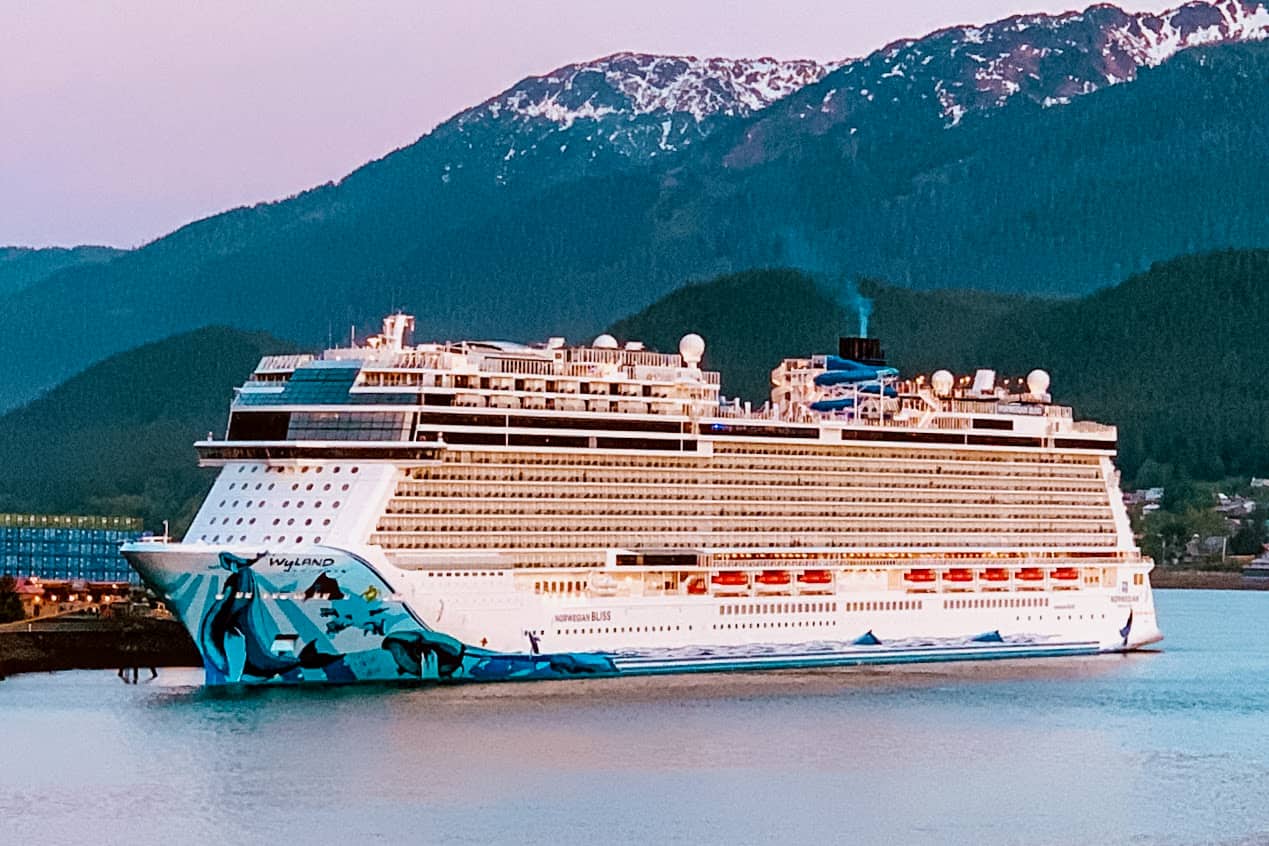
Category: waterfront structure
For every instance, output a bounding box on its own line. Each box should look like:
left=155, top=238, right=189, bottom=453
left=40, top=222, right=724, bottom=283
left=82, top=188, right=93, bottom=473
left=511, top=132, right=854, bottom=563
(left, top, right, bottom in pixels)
left=124, top=315, right=1162, bottom=686
left=1, top=513, right=142, bottom=585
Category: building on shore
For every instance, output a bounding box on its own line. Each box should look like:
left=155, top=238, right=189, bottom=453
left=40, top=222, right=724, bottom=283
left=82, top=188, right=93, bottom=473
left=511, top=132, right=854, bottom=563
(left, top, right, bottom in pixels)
left=0, top=514, right=144, bottom=586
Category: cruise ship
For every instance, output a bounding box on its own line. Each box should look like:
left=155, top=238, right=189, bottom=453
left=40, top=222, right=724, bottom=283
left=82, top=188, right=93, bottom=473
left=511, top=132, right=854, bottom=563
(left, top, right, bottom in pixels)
left=122, top=314, right=1162, bottom=685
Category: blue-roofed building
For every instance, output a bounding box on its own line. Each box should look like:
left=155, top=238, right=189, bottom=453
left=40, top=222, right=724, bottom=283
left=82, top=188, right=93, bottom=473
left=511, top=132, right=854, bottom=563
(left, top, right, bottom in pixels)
left=0, top=514, right=144, bottom=585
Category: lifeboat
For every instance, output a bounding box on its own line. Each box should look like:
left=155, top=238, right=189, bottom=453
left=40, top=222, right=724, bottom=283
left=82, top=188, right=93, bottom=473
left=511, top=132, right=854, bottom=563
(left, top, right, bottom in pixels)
left=1016, top=567, right=1046, bottom=581
left=686, top=577, right=707, bottom=596
left=945, top=568, right=974, bottom=583
left=712, top=571, right=749, bottom=587
left=982, top=568, right=1010, bottom=582
left=755, top=569, right=792, bottom=595
left=798, top=570, right=833, bottom=585
left=903, top=569, right=936, bottom=583
left=1050, top=567, right=1080, bottom=581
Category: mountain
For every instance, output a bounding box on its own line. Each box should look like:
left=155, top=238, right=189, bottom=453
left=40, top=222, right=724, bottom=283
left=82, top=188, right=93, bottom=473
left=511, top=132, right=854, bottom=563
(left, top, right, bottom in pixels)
left=754, top=0, right=1269, bottom=134
left=611, top=250, right=1269, bottom=482
left=0, top=246, right=124, bottom=298
left=6, top=1, right=1269, bottom=412
left=0, top=327, right=294, bottom=533
left=449, top=53, right=834, bottom=184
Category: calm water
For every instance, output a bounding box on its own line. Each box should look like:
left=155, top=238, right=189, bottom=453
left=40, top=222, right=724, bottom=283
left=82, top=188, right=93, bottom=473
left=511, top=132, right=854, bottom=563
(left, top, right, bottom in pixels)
left=1, top=590, right=1267, bottom=845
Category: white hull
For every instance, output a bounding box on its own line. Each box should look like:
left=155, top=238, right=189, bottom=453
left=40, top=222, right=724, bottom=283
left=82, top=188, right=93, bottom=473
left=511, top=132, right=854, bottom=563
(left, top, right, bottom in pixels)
left=124, top=542, right=1161, bottom=685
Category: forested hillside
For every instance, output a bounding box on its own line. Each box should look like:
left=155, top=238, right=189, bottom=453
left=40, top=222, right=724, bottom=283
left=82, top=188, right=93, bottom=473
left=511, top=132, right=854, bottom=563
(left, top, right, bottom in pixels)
left=0, top=246, right=123, bottom=298
left=2, top=250, right=1262, bottom=531
left=0, top=328, right=293, bottom=532
left=612, top=251, right=1269, bottom=482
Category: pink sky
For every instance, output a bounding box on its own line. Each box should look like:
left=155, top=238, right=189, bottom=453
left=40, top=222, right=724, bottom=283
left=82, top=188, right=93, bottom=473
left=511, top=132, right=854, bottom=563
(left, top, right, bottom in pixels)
left=2, top=1, right=1176, bottom=248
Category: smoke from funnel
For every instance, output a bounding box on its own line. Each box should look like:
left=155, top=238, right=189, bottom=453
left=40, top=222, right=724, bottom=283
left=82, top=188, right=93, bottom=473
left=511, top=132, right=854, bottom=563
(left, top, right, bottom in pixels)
left=857, top=297, right=872, bottom=338
left=776, top=227, right=874, bottom=338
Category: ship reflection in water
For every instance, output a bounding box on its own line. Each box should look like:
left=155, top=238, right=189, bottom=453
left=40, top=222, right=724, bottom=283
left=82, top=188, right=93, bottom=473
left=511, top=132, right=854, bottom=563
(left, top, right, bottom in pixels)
left=0, top=591, right=1263, bottom=845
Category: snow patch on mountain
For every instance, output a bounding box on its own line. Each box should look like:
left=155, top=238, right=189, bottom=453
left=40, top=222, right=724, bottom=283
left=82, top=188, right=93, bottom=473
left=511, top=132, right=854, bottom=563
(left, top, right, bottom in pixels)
left=464, top=53, right=833, bottom=131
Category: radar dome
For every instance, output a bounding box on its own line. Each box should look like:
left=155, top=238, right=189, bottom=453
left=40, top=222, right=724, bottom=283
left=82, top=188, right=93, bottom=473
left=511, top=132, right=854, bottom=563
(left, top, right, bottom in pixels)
left=931, top=370, right=954, bottom=396
left=679, top=333, right=705, bottom=365
left=1027, top=369, right=1051, bottom=396
left=592, top=334, right=618, bottom=349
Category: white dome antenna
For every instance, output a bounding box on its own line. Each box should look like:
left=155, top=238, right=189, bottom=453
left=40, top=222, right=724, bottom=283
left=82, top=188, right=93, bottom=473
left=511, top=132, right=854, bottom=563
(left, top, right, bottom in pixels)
left=593, top=334, right=618, bottom=349
left=679, top=333, right=705, bottom=366
left=931, top=370, right=954, bottom=396
left=1027, top=369, right=1051, bottom=397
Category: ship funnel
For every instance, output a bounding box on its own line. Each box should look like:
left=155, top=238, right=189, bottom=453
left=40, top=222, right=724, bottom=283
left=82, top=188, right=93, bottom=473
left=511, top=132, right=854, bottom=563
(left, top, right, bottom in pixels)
left=838, top=336, right=886, bottom=367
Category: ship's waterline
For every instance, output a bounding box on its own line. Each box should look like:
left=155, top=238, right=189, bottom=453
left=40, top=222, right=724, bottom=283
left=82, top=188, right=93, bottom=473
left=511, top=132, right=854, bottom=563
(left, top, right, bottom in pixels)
left=124, top=315, right=1160, bottom=686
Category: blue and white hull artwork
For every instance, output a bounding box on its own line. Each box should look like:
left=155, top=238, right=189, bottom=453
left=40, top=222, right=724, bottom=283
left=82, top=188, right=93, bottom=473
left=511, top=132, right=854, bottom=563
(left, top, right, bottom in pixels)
left=122, top=314, right=1163, bottom=688
left=123, top=541, right=1162, bottom=687
left=124, top=545, right=619, bottom=684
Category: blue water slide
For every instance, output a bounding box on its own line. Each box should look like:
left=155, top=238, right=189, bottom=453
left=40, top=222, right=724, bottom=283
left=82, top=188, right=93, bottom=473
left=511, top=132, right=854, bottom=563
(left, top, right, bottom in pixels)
left=814, top=369, right=878, bottom=386
left=858, top=384, right=899, bottom=397
left=810, top=397, right=857, bottom=412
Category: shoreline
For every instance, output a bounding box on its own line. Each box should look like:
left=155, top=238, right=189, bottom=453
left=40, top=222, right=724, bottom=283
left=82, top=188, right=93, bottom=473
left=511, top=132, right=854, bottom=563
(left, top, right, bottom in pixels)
left=1150, top=569, right=1257, bottom=590
left=0, top=614, right=199, bottom=678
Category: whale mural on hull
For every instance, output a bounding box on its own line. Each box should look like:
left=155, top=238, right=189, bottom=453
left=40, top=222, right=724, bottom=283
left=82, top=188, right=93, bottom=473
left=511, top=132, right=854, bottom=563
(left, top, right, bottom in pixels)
left=175, top=551, right=616, bottom=685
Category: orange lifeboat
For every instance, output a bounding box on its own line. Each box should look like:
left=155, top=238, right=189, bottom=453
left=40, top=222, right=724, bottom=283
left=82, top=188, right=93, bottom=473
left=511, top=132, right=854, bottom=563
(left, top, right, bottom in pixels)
left=756, top=570, right=791, bottom=585
left=1017, top=567, right=1045, bottom=581
left=1050, top=567, right=1080, bottom=581
left=797, top=570, right=833, bottom=585
left=686, top=577, right=707, bottom=595
left=945, top=568, right=974, bottom=583
left=982, top=568, right=1010, bottom=582
left=904, top=569, right=936, bottom=583
left=712, top=571, right=749, bottom=587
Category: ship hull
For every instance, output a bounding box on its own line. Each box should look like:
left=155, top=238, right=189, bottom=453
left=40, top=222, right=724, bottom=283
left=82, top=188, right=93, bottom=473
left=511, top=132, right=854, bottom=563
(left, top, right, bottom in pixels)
left=123, top=542, right=1160, bottom=687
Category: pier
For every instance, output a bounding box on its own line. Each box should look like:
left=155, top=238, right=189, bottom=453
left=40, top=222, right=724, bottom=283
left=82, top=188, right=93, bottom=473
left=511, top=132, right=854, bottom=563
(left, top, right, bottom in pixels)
left=0, top=611, right=198, bottom=678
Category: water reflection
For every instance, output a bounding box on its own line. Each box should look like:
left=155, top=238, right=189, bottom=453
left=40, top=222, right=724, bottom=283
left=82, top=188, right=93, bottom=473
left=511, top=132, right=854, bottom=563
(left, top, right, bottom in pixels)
left=1, top=591, right=1266, bottom=845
